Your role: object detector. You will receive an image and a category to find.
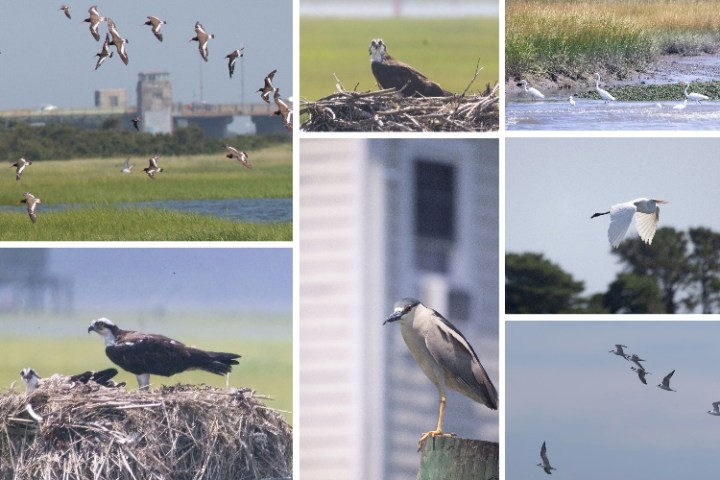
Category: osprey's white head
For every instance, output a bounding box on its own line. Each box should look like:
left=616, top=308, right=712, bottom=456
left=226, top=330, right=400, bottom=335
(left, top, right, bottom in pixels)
left=88, top=317, right=119, bottom=347
left=369, top=38, right=387, bottom=63
left=20, top=367, right=41, bottom=393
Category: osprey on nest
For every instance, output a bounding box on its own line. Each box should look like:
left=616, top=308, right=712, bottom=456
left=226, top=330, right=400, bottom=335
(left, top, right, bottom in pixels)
left=368, top=38, right=451, bottom=97
left=20, top=367, right=124, bottom=393
left=88, top=318, right=241, bottom=389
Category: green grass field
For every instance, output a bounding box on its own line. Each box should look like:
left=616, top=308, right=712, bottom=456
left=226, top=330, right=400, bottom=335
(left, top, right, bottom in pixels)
left=0, top=145, right=292, bottom=241
left=301, top=18, right=499, bottom=101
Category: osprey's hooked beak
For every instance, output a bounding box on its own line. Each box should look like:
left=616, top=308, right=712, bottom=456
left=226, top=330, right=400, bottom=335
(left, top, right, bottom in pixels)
left=87, top=325, right=96, bottom=334
left=383, top=310, right=403, bottom=325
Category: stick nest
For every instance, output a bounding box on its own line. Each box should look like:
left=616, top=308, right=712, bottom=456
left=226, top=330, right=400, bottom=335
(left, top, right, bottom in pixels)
left=0, top=379, right=292, bottom=480
left=300, top=84, right=499, bottom=132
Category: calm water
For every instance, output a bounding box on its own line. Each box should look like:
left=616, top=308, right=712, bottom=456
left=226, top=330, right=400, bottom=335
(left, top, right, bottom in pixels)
left=506, top=98, right=720, bottom=131
left=2, top=198, right=292, bottom=223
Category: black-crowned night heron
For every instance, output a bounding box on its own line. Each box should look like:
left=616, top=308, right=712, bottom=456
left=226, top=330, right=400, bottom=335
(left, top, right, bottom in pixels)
left=384, top=297, right=498, bottom=446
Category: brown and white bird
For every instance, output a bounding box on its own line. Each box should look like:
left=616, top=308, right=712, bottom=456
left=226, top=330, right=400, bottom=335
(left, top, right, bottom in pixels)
left=60, top=5, right=71, bottom=19
left=257, top=69, right=277, bottom=103
left=106, top=18, right=129, bottom=65
left=190, top=21, right=214, bottom=62
left=20, top=367, right=124, bottom=394
left=143, top=16, right=166, bottom=42
left=273, top=88, right=292, bottom=132
left=82, top=5, right=106, bottom=41
left=11, top=157, right=32, bottom=180
left=94, top=34, right=114, bottom=70
left=143, top=155, right=163, bottom=179
left=224, top=145, right=251, bottom=169
left=368, top=38, right=450, bottom=97
left=20, top=192, right=41, bottom=223
left=225, top=48, right=244, bottom=78
left=88, top=317, right=241, bottom=389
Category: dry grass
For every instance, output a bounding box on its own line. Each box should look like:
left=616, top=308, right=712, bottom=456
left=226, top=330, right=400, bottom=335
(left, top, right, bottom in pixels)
left=0, top=378, right=292, bottom=480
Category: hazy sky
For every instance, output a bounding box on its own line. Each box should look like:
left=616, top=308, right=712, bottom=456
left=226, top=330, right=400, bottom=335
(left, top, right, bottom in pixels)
left=0, top=1, right=292, bottom=109
left=505, top=138, right=720, bottom=296
left=507, top=321, right=720, bottom=480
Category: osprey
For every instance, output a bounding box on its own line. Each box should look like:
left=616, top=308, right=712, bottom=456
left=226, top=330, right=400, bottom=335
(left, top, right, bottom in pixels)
left=368, top=38, right=450, bottom=97
left=88, top=318, right=241, bottom=388
left=20, top=367, right=124, bottom=394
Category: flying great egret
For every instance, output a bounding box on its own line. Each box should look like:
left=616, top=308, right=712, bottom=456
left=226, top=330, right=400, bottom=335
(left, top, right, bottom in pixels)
left=591, top=198, right=668, bottom=248
left=681, top=81, right=709, bottom=104
left=594, top=73, right=616, bottom=103
left=520, top=79, right=545, bottom=101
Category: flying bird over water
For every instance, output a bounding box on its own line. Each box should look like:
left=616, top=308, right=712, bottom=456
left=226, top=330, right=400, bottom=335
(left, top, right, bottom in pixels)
left=190, top=21, right=214, bottom=62
left=591, top=198, right=667, bottom=248
left=11, top=157, right=32, bottom=180
left=82, top=5, right=106, bottom=41
left=609, top=344, right=630, bottom=360
left=88, top=318, right=241, bottom=389
left=225, top=48, right=244, bottom=78
left=368, top=38, right=450, bottom=97
left=20, top=192, right=41, bottom=223
left=106, top=18, right=129, bottom=65
left=657, top=370, right=676, bottom=391
left=60, top=5, right=71, bottom=19
left=143, top=155, right=163, bottom=179
left=537, top=441, right=556, bottom=474
left=257, top=69, right=277, bottom=103
left=224, top=144, right=251, bottom=169
left=144, top=16, right=166, bottom=42
left=20, top=367, right=124, bottom=393
left=94, top=34, right=113, bottom=70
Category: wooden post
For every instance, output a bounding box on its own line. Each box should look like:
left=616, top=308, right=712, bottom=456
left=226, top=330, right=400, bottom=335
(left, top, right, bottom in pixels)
left=417, top=436, right=499, bottom=480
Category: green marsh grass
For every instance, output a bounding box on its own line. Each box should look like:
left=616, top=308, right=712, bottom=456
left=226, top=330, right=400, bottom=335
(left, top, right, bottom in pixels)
left=301, top=18, right=499, bottom=101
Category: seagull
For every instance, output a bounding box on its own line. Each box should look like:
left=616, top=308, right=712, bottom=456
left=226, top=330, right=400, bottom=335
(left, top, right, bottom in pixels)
left=11, top=157, right=32, bottom=180
left=131, top=116, right=141, bottom=131
left=106, top=18, right=129, bottom=65
left=631, top=366, right=650, bottom=385
left=537, top=441, right=556, bottom=474
left=121, top=158, right=134, bottom=174
left=657, top=370, right=676, bottom=391
left=82, top=5, right=106, bottom=42
left=94, top=34, right=114, bottom=70
left=225, top=48, right=244, bottom=78
left=519, top=79, right=544, bottom=101
left=21, top=192, right=41, bottom=223
left=258, top=69, right=277, bottom=103
left=143, top=155, right=163, bottom=179
left=628, top=354, right=646, bottom=370
left=707, top=401, right=720, bottom=416
left=224, top=145, right=251, bottom=169
left=60, top=5, right=71, bottom=19
left=273, top=88, right=292, bottom=132
left=609, top=344, right=630, bottom=360
left=190, top=21, right=214, bottom=62
left=591, top=198, right=668, bottom=248
left=144, top=16, right=166, bottom=42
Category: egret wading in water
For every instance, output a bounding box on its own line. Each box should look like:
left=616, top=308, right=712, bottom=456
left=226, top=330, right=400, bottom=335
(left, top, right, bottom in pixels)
left=681, top=80, right=709, bottom=104
left=591, top=198, right=668, bottom=248
left=594, top=73, right=616, bottom=103
left=520, top=79, right=544, bottom=101
left=568, top=95, right=576, bottom=107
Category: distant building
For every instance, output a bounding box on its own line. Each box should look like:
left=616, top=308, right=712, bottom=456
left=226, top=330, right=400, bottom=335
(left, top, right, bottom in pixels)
left=94, top=89, right=128, bottom=109
left=0, top=250, right=73, bottom=313
left=136, top=72, right=173, bottom=134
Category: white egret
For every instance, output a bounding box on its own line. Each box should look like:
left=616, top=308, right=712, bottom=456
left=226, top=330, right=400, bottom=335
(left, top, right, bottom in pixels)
left=594, top=73, right=616, bottom=103
left=673, top=99, right=688, bottom=110
left=681, top=81, right=709, bottom=104
left=591, top=198, right=668, bottom=248
left=520, top=79, right=545, bottom=101
left=568, top=95, right=576, bottom=106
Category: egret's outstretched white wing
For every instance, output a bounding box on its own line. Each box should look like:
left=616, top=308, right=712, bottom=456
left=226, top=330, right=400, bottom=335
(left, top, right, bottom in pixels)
left=634, top=208, right=660, bottom=245
left=608, top=203, right=636, bottom=247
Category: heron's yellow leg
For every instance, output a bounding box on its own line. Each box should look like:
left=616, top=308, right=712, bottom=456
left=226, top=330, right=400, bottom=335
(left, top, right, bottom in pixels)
left=418, top=394, right=454, bottom=450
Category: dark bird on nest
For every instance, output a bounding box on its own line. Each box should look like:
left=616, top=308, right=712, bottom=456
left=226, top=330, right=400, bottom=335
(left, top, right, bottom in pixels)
left=20, top=367, right=125, bottom=393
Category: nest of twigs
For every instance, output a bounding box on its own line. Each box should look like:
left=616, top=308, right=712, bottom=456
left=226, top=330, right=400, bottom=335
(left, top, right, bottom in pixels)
left=301, top=80, right=499, bottom=132
left=0, top=378, right=292, bottom=480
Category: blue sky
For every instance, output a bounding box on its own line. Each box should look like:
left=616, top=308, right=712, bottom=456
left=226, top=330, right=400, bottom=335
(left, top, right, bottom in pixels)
left=0, top=1, right=292, bottom=109
left=507, top=321, right=720, bottom=479
left=505, top=138, right=720, bottom=297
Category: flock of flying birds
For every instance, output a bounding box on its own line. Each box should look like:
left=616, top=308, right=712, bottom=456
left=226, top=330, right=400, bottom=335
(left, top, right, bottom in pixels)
left=6, top=5, right=292, bottom=225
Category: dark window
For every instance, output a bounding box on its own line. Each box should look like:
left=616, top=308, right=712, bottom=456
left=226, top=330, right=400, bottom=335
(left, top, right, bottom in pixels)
left=414, top=160, right=455, bottom=241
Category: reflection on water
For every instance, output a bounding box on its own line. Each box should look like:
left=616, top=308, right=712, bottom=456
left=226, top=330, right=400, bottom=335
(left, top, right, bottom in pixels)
left=506, top=98, right=720, bottom=131
left=1, top=198, right=292, bottom=223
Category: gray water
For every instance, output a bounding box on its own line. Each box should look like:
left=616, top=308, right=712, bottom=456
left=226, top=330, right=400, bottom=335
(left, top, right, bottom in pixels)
left=2, top=198, right=292, bottom=224
left=506, top=97, right=720, bottom=130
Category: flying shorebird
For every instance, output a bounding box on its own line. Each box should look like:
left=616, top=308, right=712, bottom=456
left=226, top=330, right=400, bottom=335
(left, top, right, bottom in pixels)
left=60, top=5, right=71, bottom=19
left=94, top=34, right=113, bottom=70
left=190, top=21, right=214, bottom=62
left=537, top=441, right=556, bottom=474
left=707, top=401, right=720, bottom=416
left=594, top=73, right=616, bottom=103
left=609, top=344, right=630, bottom=360
left=11, top=157, right=32, bottom=180
left=273, top=88, right=292, bottom=132
left=143, top=155, right=163, bottom=179
left=631, top=366, right=651, bottom=385
left=657, top=370, right=676, bottom=391
left=20, top=192, right=41, bottom=223
left=225, top=48, right=244, bottom=78
left=87, top=317, right=241, bottom=389
left=519, top=79, right=544, bottom=101
left=681, top=81, right=709, bottom=104
left=106, top=18, right=129, bottom=65
left=20, top=367, right=124, bottom=394
left=131, top=116, right=141, bottom=131
left=121, top=158, right=134, bottom=174
left=82, top=5, right=106, bottom=42
left=591, top=198, right=668, bottom=248
left=224, top=145, right=251, bottom=169
left=143, top=16, right=166, bottom=42
left=628, top=354, right=646, bottom=370
left=257, top=69, right=277, bottom=103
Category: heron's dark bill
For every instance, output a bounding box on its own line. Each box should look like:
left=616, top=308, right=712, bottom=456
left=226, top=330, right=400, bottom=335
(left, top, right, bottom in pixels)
left=383, top=311, right=403, bottom=325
